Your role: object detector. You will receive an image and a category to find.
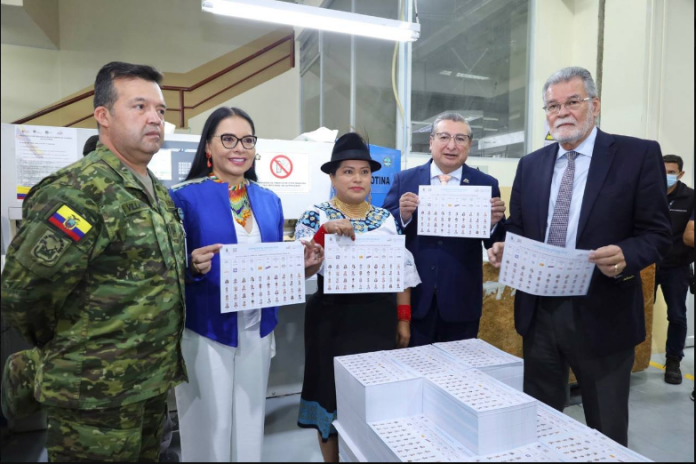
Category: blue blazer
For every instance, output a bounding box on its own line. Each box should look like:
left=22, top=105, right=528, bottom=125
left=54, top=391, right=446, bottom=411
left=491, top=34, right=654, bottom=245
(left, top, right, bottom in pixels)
left=506, top=129, right=672, bottom=355
left=383, top=160, right=506, bottom=323
left=170, top=178, right=284, bottom=347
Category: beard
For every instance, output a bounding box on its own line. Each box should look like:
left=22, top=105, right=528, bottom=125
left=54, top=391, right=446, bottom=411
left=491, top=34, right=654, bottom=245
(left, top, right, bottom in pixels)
left=550, top=111, right=595, bottom=145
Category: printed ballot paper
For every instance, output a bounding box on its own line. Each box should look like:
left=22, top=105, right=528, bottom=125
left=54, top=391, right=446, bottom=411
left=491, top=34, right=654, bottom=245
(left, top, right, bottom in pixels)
left=219, top=242, right=306, bottom=313
left=499, top=233, right=595, bottom=297
left=324, top=235, right=406, bottom=294
left=418, top=185, right=492, bottom=238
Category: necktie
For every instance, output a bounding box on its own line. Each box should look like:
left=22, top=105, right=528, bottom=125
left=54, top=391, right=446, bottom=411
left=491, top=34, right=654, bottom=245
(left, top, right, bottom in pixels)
left=438, top=174, right=452, bottom=185
left=547, top=151, right=578, bottom=248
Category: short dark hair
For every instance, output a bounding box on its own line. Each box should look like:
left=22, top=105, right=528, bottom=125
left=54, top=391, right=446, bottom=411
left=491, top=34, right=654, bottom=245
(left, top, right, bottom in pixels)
left=186, top=107, right=258, bottom=182
left=94, top=61, right=163, bottom=111
left=663, top=154, right=684, bottom=172
left=83, top=135, right=100, bottom=156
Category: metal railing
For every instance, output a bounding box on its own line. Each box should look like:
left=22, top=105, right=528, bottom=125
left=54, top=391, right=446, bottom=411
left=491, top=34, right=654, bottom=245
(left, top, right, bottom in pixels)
left=12, top=32, right=295, bottom=129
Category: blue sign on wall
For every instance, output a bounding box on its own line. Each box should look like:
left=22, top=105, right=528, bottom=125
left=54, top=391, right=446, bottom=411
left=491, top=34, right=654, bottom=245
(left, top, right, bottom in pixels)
left=368, top=145, right=401, bottom=208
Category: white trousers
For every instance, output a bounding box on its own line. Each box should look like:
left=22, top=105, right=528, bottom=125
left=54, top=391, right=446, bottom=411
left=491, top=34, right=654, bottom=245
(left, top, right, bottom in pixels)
left=176, top=327, right=273, bottom=462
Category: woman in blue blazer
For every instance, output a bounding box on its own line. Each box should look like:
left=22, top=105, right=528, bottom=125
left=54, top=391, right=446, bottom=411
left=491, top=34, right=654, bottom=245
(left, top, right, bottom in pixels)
left=170, top=107, right=321, bottom=462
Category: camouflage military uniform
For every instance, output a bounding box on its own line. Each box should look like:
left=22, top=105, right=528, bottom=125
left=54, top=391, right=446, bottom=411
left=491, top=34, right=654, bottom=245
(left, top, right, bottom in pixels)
left=0, top=144, right=187, bottom=462
left=1, top=348, right=41, bottom=420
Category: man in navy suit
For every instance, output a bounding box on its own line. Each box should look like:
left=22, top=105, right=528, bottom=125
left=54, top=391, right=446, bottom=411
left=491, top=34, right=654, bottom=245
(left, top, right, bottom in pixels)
left=384, top=113, right=506, bottom=347
left=489, top=67, right=671, bottom=446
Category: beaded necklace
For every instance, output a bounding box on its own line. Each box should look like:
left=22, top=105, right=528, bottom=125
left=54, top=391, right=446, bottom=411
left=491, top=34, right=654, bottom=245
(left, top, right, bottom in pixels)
left=210, top=175, right=252, bottom=227
left=332, top=197, right=371, bottom=220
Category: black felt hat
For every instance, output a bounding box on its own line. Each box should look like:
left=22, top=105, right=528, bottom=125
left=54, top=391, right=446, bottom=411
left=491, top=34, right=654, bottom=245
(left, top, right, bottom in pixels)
left=321, top=133, right=382, bottom=174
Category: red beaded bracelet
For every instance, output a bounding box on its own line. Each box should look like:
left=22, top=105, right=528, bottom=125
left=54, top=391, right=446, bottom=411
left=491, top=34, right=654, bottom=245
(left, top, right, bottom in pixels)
left=397, top=305, right=412, bottom=322
left=313, top=224, right=327, bottom=247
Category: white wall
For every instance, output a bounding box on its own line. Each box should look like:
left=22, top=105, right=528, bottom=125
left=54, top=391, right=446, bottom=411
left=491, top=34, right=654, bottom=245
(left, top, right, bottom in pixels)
left=1, top=0, right=300, bottom=139
left=1, top=44, right=61, bottom=122
left=185, top=64, right=300, bottom=141
left=655, top=0, right=694, bottom=182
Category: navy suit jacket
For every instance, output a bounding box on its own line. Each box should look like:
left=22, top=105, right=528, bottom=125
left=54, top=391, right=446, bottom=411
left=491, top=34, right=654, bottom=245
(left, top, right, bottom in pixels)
left=506, top=129, right=672, bottom=355
left=384, top=160, right=506, bottom=323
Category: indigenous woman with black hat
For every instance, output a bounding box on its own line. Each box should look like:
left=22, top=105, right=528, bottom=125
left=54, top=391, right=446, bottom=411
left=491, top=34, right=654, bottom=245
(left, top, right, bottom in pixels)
left=295, top=133, right=421, bottom=462
left=170, top=107, right=323, bottom=462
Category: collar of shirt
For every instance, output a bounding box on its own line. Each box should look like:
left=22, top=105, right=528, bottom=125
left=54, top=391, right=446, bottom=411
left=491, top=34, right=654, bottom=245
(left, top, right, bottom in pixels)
left=430, top=162, right=463, bottom=184
left=557, top=126, right=598, bottom=161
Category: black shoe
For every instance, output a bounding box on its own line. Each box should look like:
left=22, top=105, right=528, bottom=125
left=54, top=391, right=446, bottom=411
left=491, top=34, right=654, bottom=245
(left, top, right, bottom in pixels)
left=664, top=356, right=683, bottom=385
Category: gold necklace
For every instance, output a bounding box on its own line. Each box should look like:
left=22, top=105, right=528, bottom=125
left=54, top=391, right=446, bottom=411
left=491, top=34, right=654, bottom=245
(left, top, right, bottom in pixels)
left=332, top=197, right=371, bottom=219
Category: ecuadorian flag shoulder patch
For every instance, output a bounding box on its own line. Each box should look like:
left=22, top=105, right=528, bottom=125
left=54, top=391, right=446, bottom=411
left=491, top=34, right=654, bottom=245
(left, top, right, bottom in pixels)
left=48, top=205, right=93, bottom=242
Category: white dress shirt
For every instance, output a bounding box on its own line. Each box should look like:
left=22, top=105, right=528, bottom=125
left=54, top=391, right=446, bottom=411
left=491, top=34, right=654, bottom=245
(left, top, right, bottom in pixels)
left=234, top=215, right=263, bottom=329
left=544, top=126, right=598, bottom=249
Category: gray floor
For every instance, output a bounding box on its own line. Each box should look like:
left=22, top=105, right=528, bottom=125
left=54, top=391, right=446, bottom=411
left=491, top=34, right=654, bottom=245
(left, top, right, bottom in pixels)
left=1, top=349, right=694, bottom=462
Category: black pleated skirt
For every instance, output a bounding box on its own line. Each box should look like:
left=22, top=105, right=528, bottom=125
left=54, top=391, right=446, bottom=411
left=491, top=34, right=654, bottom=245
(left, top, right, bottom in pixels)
left=297, top=275, right=397, bottom=441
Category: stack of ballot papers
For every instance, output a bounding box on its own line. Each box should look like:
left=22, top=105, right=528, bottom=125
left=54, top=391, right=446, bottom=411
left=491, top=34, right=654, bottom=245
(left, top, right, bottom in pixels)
left=540, top=431, right=653, bottom=462
left=334, top=352, right=422, bottom=449
left=423, top=370, right=538, bottom=455
left=536, top=403, right=593, bottom=439
left=464, top=443, right=562, bottom=462
left=384, top=345, right=464, bottom=377
left=434, top=339, right=525, bottom=391
left=335, top=421, right=368, bottom=463
left=334, top=346, right=654, bottom=462
left=363, top=415, right=475, bottom=462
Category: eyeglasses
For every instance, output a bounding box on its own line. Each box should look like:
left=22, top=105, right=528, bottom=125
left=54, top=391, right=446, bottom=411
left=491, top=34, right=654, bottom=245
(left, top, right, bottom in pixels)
left=543, top=97, right=592, bottom=114
left=432, top=132, right=472, bottom=146
left=212, top=134, right=258, bottom=149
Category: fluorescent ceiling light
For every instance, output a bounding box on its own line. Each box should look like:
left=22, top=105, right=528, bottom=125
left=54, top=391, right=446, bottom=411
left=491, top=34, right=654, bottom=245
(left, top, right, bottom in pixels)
left=483, top=117, right=499, bottom=121
left=202, top=0, right=421, bottom=42
left=439, top=70, right=453, bottom=76
left=456, top=73, right=491, bottom=81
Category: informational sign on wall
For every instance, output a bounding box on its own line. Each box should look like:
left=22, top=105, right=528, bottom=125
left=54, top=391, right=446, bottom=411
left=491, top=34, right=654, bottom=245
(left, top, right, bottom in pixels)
left=14, top=125, right=79, bottom=200
left=149, top=149, right=173, bottom=181
left=256, top=151, right=311, bottom=193
left=368, top=145, right=401, bottom=208
left=543, top=121, right=555, bottom=147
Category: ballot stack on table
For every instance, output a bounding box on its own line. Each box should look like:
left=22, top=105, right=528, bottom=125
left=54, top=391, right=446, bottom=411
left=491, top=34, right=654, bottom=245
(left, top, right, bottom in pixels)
left=433, top=339, right=525, bottom=391
left=334, top=339, right=653, bottom=463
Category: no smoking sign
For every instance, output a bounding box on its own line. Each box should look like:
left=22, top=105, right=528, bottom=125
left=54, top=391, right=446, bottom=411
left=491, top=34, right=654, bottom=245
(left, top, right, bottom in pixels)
left=271, top=155, right=293, bottom=179
left=258, top=151, right=311, bottom=194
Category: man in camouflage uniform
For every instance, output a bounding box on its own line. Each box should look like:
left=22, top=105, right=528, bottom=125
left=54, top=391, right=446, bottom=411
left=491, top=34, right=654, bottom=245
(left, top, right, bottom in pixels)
left=0, top=61, right=187, bottom=462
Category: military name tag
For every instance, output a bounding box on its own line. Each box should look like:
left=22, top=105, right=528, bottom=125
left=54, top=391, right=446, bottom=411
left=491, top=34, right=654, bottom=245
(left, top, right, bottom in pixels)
left=122, top=200, right=149, bottom=216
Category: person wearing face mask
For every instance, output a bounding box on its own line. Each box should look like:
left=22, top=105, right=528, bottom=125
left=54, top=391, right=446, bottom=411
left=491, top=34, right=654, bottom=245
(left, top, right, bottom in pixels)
left=295, top=133, right=421, bottom=462
left=655, top=154, right=694, bottom=385
left=169, top=107, right=323, bottom=462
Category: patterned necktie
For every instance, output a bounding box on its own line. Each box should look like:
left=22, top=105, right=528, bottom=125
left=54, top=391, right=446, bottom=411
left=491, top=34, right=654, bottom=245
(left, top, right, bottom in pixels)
left=547, top=151, right=578, bottom=248
left=438, top=174, right=452, bottom=185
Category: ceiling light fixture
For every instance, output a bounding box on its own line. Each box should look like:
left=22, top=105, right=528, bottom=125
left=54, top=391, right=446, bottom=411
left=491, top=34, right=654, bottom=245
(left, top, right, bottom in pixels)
left=202, top=0, right=421, bottom=42
left=456, top=73, right=491, bottom=81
